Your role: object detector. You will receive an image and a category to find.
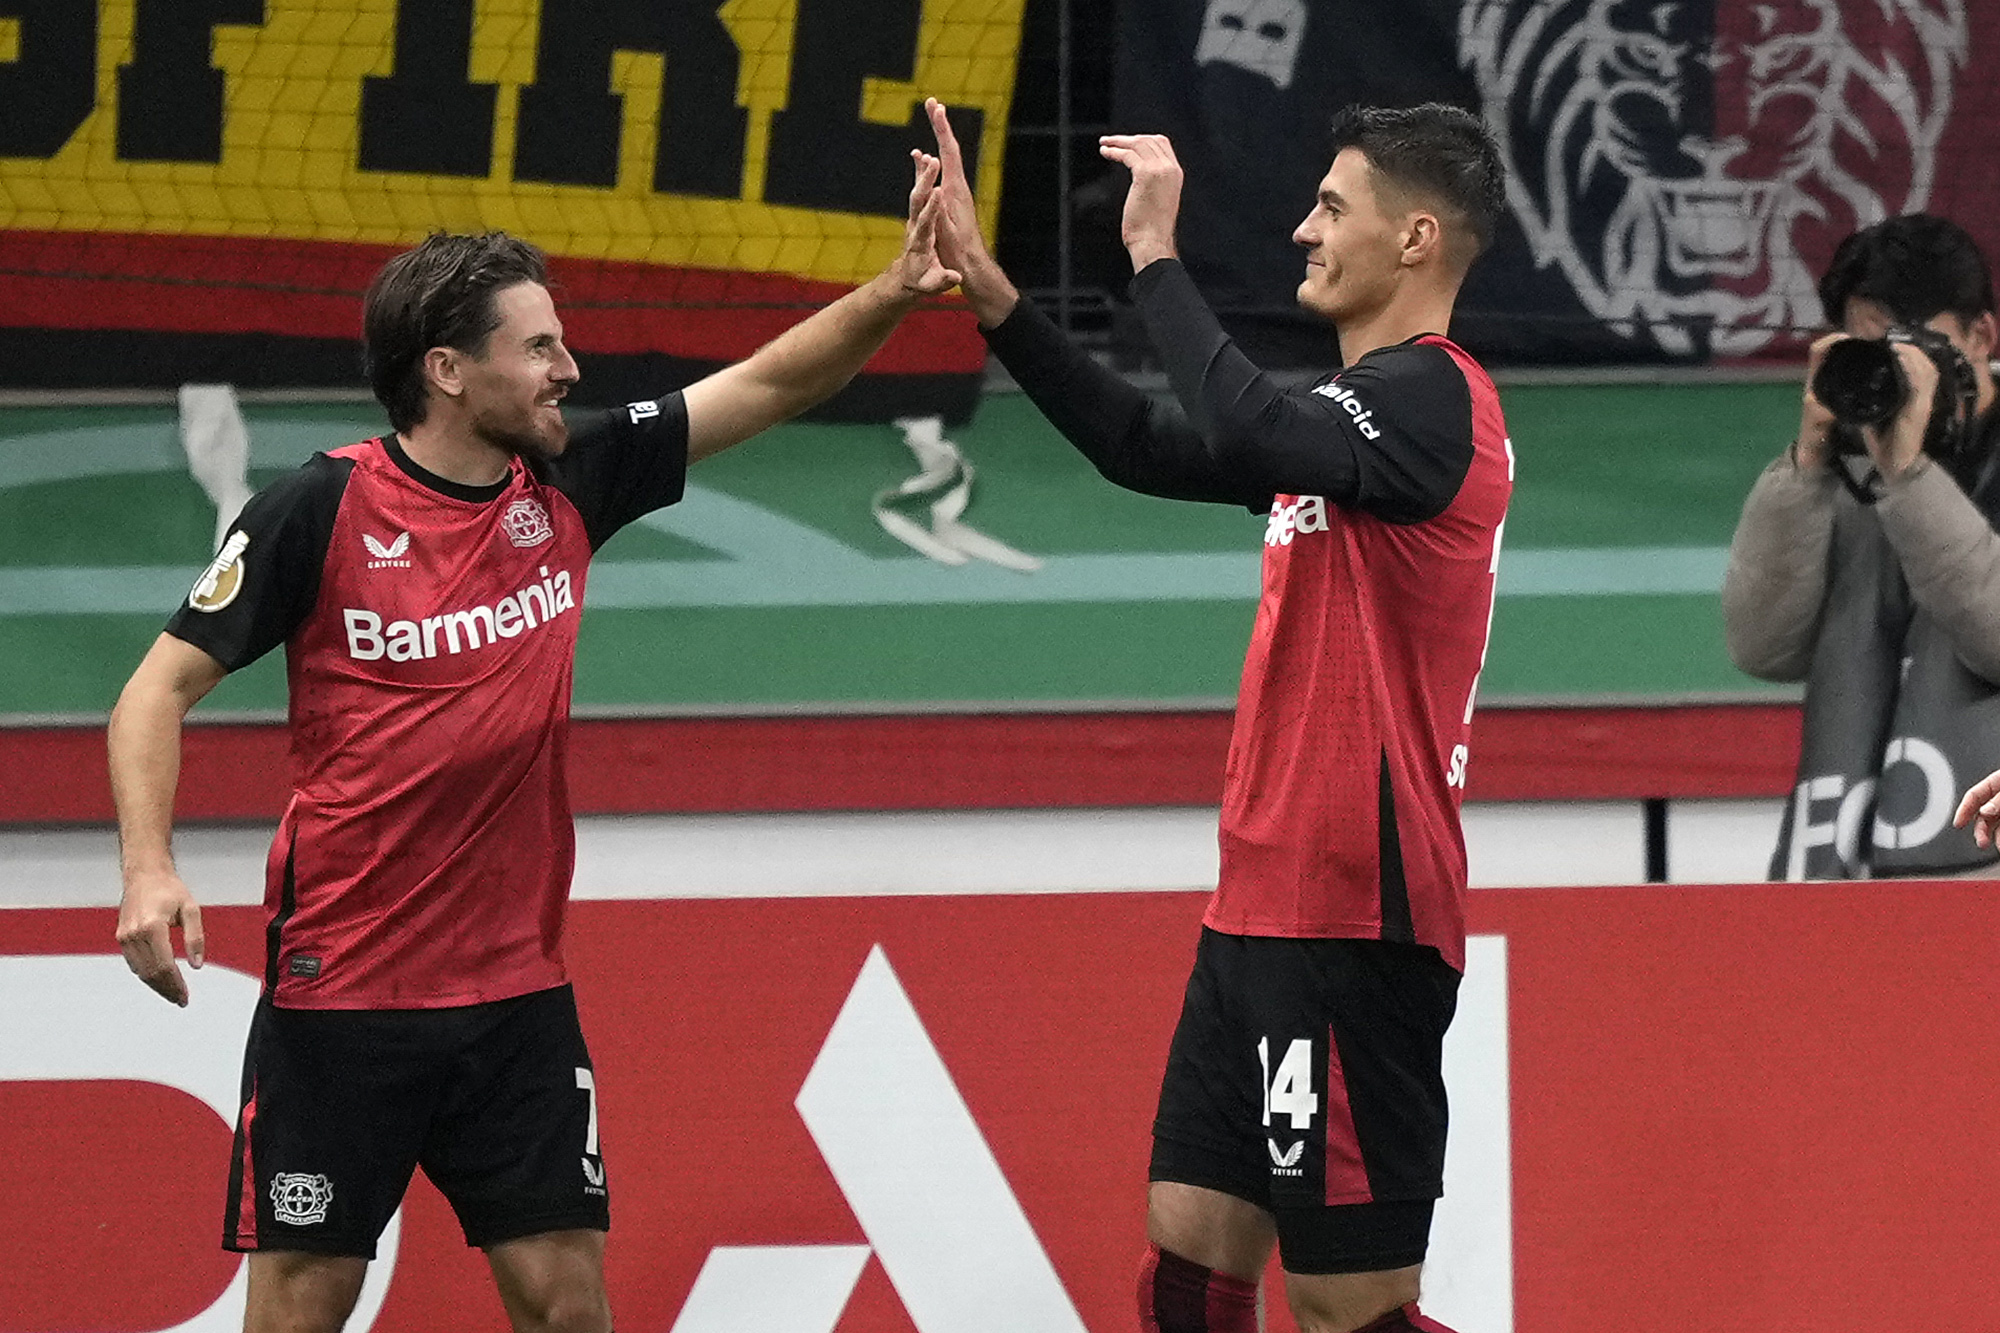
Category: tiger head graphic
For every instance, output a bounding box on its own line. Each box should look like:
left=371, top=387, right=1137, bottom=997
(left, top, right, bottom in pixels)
left=1459, top=0, right=1969, bottom=355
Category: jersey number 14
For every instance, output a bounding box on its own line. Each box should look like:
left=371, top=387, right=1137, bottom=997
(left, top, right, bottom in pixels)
left=1258, top=1036, right=1319, bottom=1129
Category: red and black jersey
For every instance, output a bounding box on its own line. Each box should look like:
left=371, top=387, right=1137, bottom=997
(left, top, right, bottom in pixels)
left=984, top=261, right=1512, bottom=971
left=166, top=398, right=689, bottom=1008
left=1213, top=335, right=1510, bottom=967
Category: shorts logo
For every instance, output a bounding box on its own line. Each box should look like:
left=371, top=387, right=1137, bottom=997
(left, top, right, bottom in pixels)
left=1267, top=1138, right=1305, bottom=1176
left=188, top=530, right=250, bottom=612
left=627, top=399, right=660, bottom=423
left=502, top=497, right=554, bottom=549
left=577, top=1067, right=607, bottom=1197
left=270, top=1172, right=333, bottom=1226
left=362, top=531, right=412, bottom=569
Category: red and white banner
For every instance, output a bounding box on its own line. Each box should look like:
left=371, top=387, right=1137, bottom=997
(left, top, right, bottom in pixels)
left=4, top=883, right=1998, bottom=1332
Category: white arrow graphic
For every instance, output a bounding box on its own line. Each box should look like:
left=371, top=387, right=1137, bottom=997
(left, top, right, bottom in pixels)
left=796, top=945, right=1087, bottom=1333
left=671, top=938, right=1513, bottom=1333
left=671, top=945, right=1085, bottom=1333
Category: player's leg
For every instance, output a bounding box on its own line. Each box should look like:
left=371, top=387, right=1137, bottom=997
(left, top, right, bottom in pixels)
left=486, top=1230, right=611, bottom=1333
left=1271, top=1203, right=1430, bottom=1331
left=422, top=985, right=613, bottom=1333
left=226, top=1002, right=431, bottom=1333
left=243, top=1252, right=368, bottom=1333
left=1141, top=1180, right=1271, bottom=1332
left=1269, top=939, right=1463, bottom=1333
left=1142, top=929, right=1276, bottom=1333
left=1147, top=1179, right=1275, bottom=1278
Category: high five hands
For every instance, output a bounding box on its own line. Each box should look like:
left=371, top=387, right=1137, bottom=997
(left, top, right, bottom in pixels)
left=923, top=98, right=1185, bottom=320
left=923, top=97, right=1017, bottom=326
left=893, top=149, right=963, bottom=300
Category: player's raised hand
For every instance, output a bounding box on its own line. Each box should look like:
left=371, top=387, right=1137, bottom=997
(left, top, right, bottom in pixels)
left=891, top=151, right=962, bottom=299
left=923, top=99, right=989, bottom=271
left=924, top=98, right=1020, bottom=327
left=1097, top=134, right=1184, bottom=270
left=116, top=867, right=205, bottom=1006
left=1954, top=769, right=2000, bottom=848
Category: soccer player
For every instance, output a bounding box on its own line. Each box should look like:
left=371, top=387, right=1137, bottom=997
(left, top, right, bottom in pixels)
left=108, top=156, right=961, bottom=1333
left=926, top=100, right=1510, bottom=1333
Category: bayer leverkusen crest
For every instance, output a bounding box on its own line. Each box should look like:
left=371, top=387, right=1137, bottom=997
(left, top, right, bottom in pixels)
left=503, top=497, right=554, bottom=549
left=270, top=1172, right=333, bottom=1226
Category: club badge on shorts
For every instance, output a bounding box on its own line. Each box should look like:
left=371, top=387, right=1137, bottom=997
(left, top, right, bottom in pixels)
left=270, top=1172, right=334, bottom=1226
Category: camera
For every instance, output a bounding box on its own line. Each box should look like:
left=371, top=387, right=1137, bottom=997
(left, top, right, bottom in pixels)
left=1811, top=324, right=1980, bottom=466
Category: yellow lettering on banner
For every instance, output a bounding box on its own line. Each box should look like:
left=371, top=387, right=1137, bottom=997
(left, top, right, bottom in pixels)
left=0, top=0, right=1024, bottom=285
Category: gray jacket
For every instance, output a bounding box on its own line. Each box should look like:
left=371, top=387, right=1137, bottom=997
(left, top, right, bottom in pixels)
left=1723, top=418, right=2000, bottom=877
left=1724, top=449, right=2000, bottom=686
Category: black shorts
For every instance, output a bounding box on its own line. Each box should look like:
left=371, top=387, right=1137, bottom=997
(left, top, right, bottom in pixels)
left=1150, top=929, right=1460, bottom=1275
left=224, top=984, right=610, bottom=1257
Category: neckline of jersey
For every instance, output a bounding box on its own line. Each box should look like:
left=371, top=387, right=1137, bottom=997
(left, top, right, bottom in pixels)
left=1335, top=331, right=1450, bottom=371
left=381, top=434, right=514, bottom=505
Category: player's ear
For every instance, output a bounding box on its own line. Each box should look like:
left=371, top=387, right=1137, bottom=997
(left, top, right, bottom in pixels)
left=1401, top=211, right=1442, bottom=268
left=1967, top=310, right=1998, bottom=362
left=424, top=346, right=466, bottom=402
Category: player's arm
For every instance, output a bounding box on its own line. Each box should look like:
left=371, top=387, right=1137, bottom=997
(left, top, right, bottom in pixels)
left=681, top=153, right=961, bottom=463
left=924, top=99, right=1264, bottom=507
left=111, top=634, right=227, bottom=1007
left=1096, top=132, right=1473, bottom=519
left=1129, top=258, right=1473, bottom=519
left=109, top=459, right=341, bottom=1003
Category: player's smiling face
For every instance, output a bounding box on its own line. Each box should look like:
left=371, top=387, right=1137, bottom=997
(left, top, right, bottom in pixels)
left=1292, top=148, right=1409, bottom=327
left=460, top=281, right=580, bottom=462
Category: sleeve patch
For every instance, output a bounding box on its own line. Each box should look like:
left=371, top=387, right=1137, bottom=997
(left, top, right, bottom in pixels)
left=187, top=531, right=251, bottom=612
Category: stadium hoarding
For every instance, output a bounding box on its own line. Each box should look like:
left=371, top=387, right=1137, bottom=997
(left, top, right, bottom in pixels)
left=0, top=0, right=1025, bottom=417
left=4, top=883, right=1998, bottom=1332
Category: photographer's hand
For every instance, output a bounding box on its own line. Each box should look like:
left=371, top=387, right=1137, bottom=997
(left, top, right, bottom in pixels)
left=1861, top=342, right=1940, bottom=481
left=1792, top=333, right=1845, bottom=470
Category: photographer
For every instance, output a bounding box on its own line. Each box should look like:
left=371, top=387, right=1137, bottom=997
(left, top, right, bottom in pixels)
left=1724, top=214, right=2000, bottom=879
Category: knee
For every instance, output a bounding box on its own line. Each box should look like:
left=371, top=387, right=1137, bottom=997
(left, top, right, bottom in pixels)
left=1283, top=1268, right=1421, bottom=1333
left=511, top=1290, right=611, bottom=1333
left=243, top=1254, right=367, bottom=1333
left=246, top=1312, right=351, bottom=1333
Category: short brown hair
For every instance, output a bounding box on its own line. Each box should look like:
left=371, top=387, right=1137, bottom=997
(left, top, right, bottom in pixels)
left=363, top=232, right=549, bottom=432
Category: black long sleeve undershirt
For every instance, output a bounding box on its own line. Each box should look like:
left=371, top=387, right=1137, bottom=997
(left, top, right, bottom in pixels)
left=981, top=285, right=1268, bottom=508
left=982, top=258, right=1477, bottom=524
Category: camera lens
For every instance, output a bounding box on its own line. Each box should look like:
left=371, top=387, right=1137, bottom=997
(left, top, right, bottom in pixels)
left=1811, top=338, right=1906, bottom=427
